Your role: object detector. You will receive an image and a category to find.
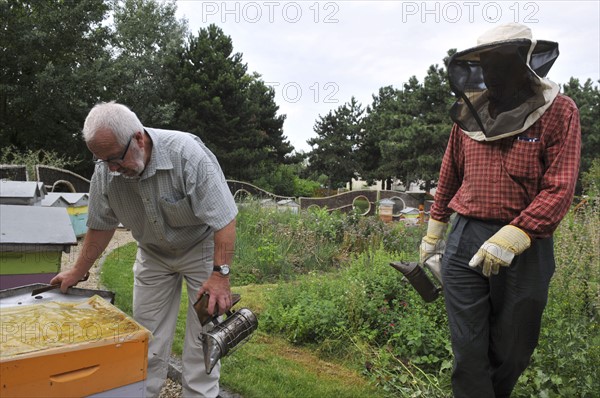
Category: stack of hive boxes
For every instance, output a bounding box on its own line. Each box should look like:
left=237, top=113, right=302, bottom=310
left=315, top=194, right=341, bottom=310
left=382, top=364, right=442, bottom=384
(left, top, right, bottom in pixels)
left=0, top=181, right=77, bottom=289
left=1, top=180, right=150, bottom=397
left=41, top=192, right=89, bottom=238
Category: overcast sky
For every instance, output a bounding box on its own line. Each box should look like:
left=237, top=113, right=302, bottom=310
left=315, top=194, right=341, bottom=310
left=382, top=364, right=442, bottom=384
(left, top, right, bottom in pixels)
left=175, top=0, right=600, bottom=153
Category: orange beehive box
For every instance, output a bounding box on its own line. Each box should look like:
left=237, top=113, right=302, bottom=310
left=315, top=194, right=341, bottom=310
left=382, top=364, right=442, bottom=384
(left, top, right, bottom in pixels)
left=0, top=296, right=150, bottom=397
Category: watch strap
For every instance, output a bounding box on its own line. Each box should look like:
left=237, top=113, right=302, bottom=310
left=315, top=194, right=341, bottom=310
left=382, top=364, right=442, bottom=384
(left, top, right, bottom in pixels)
left=213, top=265, right=230, bottom=276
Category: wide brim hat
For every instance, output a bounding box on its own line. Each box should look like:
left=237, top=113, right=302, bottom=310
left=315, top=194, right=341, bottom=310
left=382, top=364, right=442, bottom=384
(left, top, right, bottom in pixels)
left=451, top=23, right=559, bottom=77
left=447, top=23, right=560, bottom=141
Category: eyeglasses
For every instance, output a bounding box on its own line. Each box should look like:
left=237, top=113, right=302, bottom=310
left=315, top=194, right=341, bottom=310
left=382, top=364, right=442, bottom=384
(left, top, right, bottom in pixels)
left=93, top=135, right=133, bottom=166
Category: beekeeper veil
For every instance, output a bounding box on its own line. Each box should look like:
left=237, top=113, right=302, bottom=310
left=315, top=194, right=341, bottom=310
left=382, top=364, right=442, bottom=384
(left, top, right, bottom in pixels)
left=447, top=23, right=560, bottom=141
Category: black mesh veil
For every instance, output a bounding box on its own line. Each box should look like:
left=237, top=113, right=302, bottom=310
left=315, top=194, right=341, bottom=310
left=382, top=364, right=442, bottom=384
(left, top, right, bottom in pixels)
left=447, top=39, right=559, bottom=140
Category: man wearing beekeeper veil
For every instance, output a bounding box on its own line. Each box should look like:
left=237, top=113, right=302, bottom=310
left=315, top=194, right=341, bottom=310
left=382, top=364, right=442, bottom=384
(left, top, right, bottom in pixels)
left=420, top=23, right=581, bottom=397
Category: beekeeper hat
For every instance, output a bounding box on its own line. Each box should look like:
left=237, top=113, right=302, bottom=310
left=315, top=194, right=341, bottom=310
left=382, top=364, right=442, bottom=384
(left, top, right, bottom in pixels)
left=454, top=23, right=559, bottom=76
left=447, top=23, right=560, bottom=141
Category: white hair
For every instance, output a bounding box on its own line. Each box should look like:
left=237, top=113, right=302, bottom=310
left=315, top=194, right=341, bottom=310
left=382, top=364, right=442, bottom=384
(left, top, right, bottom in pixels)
left=82, top=102, right=144, bottom=144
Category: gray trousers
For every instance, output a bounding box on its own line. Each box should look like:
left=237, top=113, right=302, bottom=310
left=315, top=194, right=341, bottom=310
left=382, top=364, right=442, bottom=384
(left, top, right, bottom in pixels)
left=132, top=239, right=220, bottom=398
left=442, top=215, right=555, bottom=398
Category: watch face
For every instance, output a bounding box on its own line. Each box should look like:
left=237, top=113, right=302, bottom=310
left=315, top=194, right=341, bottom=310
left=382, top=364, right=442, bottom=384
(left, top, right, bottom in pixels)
left=216, top=265, right=230, bottom=276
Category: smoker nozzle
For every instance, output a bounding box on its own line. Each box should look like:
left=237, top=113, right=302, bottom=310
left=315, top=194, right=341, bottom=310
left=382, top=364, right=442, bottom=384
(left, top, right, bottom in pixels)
left=389, top=259, right=442, bottom=303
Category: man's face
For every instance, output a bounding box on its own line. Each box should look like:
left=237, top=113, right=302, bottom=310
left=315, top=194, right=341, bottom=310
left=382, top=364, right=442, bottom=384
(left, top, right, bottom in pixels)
left=89, top=129, right=145, bottom=177
left=480, top=50, right=530, bottom=103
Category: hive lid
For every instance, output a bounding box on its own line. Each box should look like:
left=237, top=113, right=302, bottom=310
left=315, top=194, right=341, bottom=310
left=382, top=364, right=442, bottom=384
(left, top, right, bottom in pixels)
left=40, top=193, right=70, bottom=208
left=400, top=207, right=420, bottom=214
left=59, top=192, right=89, bottom=206
left=0, top=295, right=151, bottom=361
left=277, top=199, right=299, bottom=206
left=0, top=205, right=77, bottom=246
left=0, top=180, right=45, bottom=205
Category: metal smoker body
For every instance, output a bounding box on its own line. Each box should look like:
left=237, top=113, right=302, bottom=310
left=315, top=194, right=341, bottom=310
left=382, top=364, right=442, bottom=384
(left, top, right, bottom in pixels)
left=200, top=307, right=258, bottom=374
left=194, top=293, right=258, bottom=374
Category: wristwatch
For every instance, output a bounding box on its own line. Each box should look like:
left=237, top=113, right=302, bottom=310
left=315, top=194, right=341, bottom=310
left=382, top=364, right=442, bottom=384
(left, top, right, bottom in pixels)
left=213, top=265, right=230, bottom=277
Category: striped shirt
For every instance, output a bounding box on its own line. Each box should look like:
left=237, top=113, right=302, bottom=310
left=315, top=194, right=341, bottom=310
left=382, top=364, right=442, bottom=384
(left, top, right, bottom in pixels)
left=87, top=128, right=238, bottom=252
left=430, top=94, right=581, bottom=239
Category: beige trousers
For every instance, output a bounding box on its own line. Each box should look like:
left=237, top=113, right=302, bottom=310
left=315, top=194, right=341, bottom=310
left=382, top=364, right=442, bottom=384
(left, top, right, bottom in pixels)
left=132, top=239, right=220, bottom=398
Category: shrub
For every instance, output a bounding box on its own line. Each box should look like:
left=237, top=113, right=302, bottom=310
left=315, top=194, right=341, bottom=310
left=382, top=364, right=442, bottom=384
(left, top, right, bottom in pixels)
left=234, top=201, right=343, bottom=284
left=262, top=248, right=451, bottom=374
left=514, top=184, right=600, bottom=397
left=0, top=145, right=80, bottom=180
left=251, top=163, right=321, bottom=198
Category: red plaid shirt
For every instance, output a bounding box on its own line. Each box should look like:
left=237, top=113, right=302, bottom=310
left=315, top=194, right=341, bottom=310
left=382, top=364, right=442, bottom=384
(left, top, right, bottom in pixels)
left=430, top=94, right=581, bottom=239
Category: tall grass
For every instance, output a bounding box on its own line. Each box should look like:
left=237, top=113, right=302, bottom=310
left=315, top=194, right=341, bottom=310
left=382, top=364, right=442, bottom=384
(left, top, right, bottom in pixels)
left=234, top=202, right=341, bottom=284
left=515, top=191, right=600, bottom=397
left=100, top=192, right=599, bottom=397
left=234, top=200, right=424, bottom=286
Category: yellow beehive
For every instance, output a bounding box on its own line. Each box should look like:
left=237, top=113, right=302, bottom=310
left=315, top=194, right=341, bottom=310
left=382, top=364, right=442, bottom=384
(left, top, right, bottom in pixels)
left=0, top=296, right=150, bottom=397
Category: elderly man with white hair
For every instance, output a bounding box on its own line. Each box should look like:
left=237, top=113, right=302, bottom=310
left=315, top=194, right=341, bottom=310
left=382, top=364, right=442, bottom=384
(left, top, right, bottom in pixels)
left=52, top=102, right=238, bottom=398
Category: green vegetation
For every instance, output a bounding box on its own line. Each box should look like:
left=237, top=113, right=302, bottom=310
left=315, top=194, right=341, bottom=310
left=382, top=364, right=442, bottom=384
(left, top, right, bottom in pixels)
left=220, top=332, right=387, bottom=398
left=101, top=189, right=599, bottom=397
left=98, top=242, right=137, bottom=315
left=0, top=145, right=80, bottom=182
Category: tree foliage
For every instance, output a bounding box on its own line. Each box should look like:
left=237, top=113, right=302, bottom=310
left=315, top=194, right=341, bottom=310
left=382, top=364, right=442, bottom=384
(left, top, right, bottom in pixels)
left=353, top=57, right=454, bottom=191
left=107, top=0, right=186, bottom=126
left=0, top=0, right=110, bottom=174
left=307, top=97, right=364, bottom=190
left=168, top=24, right=292, bottom=182
left=1, top=2, right=597, bottom=193
left=0, top=2, right=292, bottom=181
left=562, top=78, right=600, bottom=188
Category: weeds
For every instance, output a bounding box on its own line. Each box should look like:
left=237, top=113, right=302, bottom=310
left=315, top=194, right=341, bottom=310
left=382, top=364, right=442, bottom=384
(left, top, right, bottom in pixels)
left=100, top=190, right=599, bottom=397
left=514, top=186, right=600, bottom=397
left=0, top=145, right=80, bottom=180
left=258, top=191, right=599, bottom=397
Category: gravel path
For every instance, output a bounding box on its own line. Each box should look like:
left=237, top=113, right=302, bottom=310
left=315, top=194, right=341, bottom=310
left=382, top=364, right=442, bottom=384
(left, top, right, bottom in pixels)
left=62, top=229, right=136, bottom=291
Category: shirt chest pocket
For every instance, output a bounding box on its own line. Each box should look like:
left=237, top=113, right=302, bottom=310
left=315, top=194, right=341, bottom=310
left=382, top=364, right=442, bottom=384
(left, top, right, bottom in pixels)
left=159, top=197, right=199, bottom=227
left=502, top=140, right=543, bottom=181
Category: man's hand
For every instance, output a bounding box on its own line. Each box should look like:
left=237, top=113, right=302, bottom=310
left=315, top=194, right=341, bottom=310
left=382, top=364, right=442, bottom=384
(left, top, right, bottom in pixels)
left=49, top=228, right=115, bottom=293
left=469, top=225, right=531, bottom=277
left=50, top=268, right=89, bottom=293
left=420, top=219, right=448, bottom=265
left=197, top=273, right=231, bottom=316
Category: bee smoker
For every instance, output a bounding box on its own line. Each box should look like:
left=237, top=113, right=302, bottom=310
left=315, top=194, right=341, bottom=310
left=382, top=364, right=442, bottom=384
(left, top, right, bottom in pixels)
left=389, top=255, right=443, bottom=303
left=194, top=293, right=258, bottom=374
